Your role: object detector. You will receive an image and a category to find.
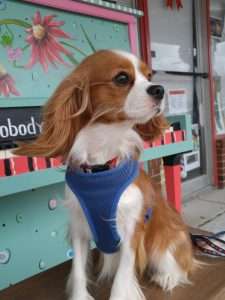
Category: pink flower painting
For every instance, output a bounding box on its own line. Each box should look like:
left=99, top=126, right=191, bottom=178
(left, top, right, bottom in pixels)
left=0, top=64, right=20, bottom=97
left=7, top=47, right=23, bottom=62
left=25, top=11, right=72, bottom=72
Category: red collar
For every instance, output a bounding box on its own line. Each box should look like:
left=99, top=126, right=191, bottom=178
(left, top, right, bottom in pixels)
left=80, top=157, right=118, bottom=173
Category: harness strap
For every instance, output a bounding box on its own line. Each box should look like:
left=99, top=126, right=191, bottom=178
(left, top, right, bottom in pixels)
left=66, top=159, right=140, bottom=254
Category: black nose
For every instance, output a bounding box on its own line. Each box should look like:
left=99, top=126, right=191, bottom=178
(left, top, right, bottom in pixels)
left=146, top=85, right=164, bottom=101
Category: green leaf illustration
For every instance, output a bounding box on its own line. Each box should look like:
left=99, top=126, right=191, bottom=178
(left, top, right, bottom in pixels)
left=0, top=33, right=12, bottom=47
left=0, top=24, right=14, bottom=47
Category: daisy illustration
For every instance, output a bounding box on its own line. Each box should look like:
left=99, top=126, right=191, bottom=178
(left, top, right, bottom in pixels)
left=25, top=11, right=73, bottom=72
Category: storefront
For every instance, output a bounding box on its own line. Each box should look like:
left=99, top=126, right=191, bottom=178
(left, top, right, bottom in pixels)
left=210, top=0, right=225, bottom=188
left=145, top=0, right=213, bottom=195
left=90, top=0, right=225, bottom=193
left=137, top=0, right=225, bottom=194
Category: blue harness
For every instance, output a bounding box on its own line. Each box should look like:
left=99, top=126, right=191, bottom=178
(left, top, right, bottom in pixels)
left=65, top=159, right=139, bottom=254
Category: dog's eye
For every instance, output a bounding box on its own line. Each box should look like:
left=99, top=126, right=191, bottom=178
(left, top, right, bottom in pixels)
left=113, top=72, right=130, bottom=86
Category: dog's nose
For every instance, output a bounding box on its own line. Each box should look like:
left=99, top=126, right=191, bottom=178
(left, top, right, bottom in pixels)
left=146, top=85, right=165, bottom=102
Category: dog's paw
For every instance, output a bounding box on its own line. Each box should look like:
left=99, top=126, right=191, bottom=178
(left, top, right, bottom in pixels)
left=109, top=297, right=128, bottom=300
left=109, top=287, right=145, bottom=300
left=109, top=276, right=145, bottom=300
left=68, top=293, right=95, bottom=300
left=110, top=295, right=145, bottom=300
left=151, top=271, right=190, bottom=291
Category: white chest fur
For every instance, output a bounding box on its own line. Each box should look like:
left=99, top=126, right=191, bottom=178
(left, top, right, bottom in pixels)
left=69, top=122, right=143, bottom=166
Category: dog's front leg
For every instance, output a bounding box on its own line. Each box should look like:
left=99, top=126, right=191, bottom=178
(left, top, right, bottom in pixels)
left=68, top=237, right=94, bottom=300
left=109, top=184, right=146, bottom=300
left=109, top=242, right=145, bottom=300
left=66, top=187, right=94, bottom=300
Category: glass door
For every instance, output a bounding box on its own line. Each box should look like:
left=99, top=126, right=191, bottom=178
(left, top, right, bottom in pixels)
left=148, top=0, right=212, bottom=196
left=210, top=0, right=225, bottom=136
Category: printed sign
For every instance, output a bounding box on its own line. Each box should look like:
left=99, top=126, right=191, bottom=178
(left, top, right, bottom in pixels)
left=167, top=89, right=188, bottom=115
left=0, top=107, right=41, bottom=143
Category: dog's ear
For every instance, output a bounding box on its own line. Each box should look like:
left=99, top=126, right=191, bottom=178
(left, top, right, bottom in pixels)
left=14, top=70, right=92, bottom=160
left=135, top=114, right=169, bottom=142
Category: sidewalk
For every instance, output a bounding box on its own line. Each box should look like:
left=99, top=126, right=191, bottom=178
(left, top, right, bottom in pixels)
left=182, top=187, right=225, bottom=233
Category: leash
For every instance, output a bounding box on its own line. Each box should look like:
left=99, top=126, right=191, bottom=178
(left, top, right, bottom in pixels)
left=191, top=231, right=225, bottom=257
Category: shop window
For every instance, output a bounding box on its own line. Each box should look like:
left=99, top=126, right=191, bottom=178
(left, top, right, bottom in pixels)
left=148, top=0, right=209, bottom=185
left=210, top=0, right=225, bottom=188
left=210, top=1, right=225, bottom=135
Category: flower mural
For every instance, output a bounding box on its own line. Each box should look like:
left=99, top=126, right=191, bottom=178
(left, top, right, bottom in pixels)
left=25, top=11, right=73, bottom=72
left=0, top=8, right=96, bottom=98
left=0, top=64, right=20, bottom=97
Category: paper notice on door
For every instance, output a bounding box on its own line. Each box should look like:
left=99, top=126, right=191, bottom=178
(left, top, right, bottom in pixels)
left=151, top=42, right=191, bottom=72
left=167, top=89, right=188, bottom=114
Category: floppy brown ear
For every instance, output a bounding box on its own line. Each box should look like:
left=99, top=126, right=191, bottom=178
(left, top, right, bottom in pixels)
left=135, top=114, right=169, bottom=142
left=14, top=71, right=92, bottom=160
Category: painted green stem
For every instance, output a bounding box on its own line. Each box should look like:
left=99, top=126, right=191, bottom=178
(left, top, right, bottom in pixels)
left=0, top=19, right=31, bottom=28
left=66, top=54, right=79, bottom=65
left=22, top=44, right=30, bottom=51
left=5, top=24, right=14, bottom=39
left=13, top=61, right=24, bottom=69
left=80, top=25, right=96, bottom=53
left=60, top=41, right=87, bottom=57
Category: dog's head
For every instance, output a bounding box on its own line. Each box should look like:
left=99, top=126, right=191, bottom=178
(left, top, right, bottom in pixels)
left=15, top=50, right=168, bottom=159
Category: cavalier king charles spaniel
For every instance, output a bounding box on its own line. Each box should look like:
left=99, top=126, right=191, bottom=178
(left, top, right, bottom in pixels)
left=15, top=50, right=196, bottom=300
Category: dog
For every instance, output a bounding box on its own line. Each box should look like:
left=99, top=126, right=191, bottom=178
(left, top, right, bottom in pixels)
left=15, top=50, right=196, bottom=300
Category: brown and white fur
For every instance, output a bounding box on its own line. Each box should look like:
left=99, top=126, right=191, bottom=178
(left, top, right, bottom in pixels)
left=15, top=50, right=195, bottom=300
